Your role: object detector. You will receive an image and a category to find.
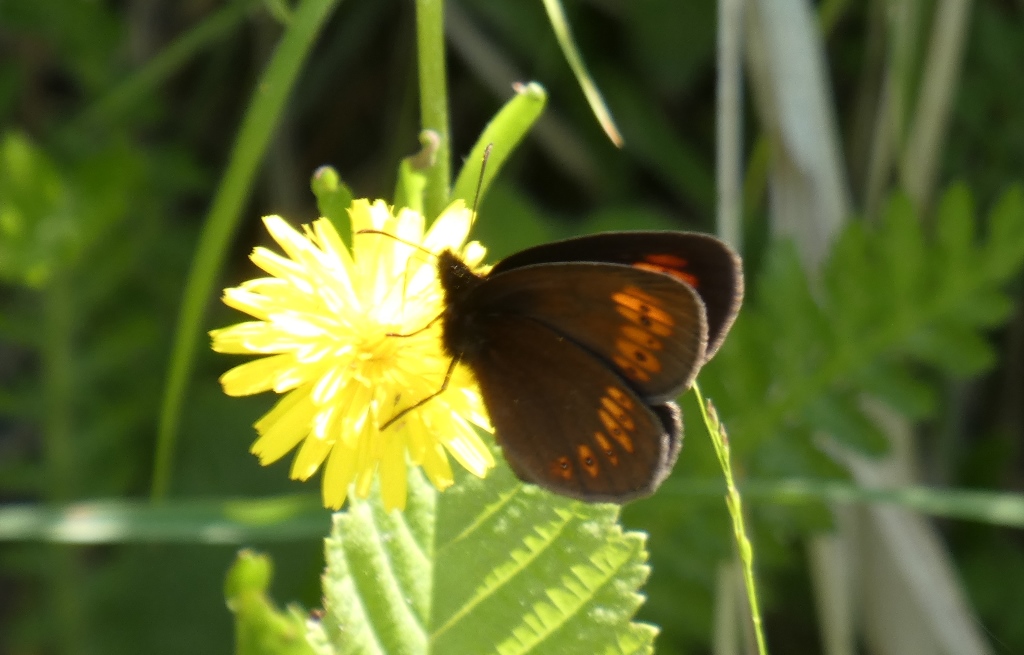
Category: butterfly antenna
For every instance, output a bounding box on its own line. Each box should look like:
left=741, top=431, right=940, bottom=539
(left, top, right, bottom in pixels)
left=470, top=143, right=493, bottom=221
left=355, top=229, right=437, bottom=259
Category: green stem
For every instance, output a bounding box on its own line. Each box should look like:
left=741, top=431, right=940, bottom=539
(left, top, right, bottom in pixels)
left=415, top=0, right=451, bottom=220
left=694, top=383, right=769, bottom=655
left=42, top=273, right=86, bottom=653
left=151, top=0, right=341, bottom=500
left=716, top=0, right=744, bottom=249
left=43, top=275, right=74, bottom=502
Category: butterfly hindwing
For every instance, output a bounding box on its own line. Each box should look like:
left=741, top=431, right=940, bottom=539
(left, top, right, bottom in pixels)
left=464, top=315, right=681, bottom=501
left=489, top=231, right=743, bottom=359
left=466, top=262, right=709, bottom=402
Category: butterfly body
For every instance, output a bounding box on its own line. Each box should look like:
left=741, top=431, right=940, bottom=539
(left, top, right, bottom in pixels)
left=434, top=231, right=742, bottom=502
left=436, top=250, right=490, bottom=360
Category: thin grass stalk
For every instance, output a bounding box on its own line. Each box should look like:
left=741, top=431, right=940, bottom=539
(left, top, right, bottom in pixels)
left=151, top=0, right=341, bottom=500
left=695, top=384, right=769, bottom=655
left=42, top=273, right=86, bottom=654
left=900, top=0, right=974, bottom=211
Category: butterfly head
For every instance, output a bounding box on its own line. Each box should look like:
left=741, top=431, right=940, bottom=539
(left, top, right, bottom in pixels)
left=436, top=250, right=489, bottom=359
left=437, top=250, right=484, bottom=301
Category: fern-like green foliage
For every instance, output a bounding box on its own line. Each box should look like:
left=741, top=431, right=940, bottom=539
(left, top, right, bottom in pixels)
left=297, top=459, right=656, bottom=655
left=699, top=183, right=1024, bottom=473
left=0, top=127, right=216, bottom=652
left=632, top=183, right=1024, bottom=650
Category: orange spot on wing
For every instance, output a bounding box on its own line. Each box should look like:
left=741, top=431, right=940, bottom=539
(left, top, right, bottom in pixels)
left=645, top=254, right=689, bottom=268
left=599, top=387, right=639, bottom=454
left=620, top=325, right=662, bottom=350
left=612, top=287, right=674, bottom=336
left=615, top=339, right=661, bottom=373
left=613, top=355, right=652, bottom=382
left=610, top=431, right=634, bottom=453
left=577, top=445, right=600, bottom=478
left=594, top=432, right=619, bottom=465
left=551, top=456, right=574, bottom=481
left=605, top=386, right=635, bottom=411
left=634, top=254, right=700, bottom=288
left=600, top=400, right=636, bottom=432
left=614, top=305, right=673, bottom=337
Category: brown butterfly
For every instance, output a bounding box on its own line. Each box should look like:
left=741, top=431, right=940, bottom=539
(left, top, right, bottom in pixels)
left=423, top=231, right=743, bottom=502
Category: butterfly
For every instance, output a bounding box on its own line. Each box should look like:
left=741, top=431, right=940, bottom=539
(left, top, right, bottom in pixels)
left=423, top=231, right=743, bottom=503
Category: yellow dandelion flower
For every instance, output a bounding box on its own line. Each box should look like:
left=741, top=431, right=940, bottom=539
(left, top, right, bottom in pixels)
left=211, top=199, right=495, bottom=511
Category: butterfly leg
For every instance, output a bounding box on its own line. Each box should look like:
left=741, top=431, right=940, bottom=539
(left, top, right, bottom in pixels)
left=380, top=356, right=461, bottom=430
left=385, top=312, right=443, bottom=338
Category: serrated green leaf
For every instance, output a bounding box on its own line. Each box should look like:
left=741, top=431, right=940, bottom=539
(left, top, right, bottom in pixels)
left=856, top=361, right=938, bottom=419
left=0, top=131, right=73, bottom=287
left=984, top=184, right=1024, bottom=278
left=878, top=194, right=926, bottom=321
left=906, top=323, right=996, bottom=377
left=957, top=288, right=1014, bottom=327
left=313, top=459, right=657, bottom=654
left=825, top=220, right=876, bottom=338
left=934, top=181, right=975, bottom=270
left=757, top=242, right=831, bottom=385
left=803, top=394, right=889, bottom=456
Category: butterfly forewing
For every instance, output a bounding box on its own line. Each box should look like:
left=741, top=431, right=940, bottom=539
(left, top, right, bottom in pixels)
left=465, top=315, right=680, bottom=501
left=489, top=231, right=743, bottom=359
left=468, top=262, right=709, bottom=402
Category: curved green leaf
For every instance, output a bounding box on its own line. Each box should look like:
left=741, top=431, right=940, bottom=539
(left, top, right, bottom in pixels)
left=539, top=0, right=622, bottom=146
left=450, top=82, right=546, bottom=211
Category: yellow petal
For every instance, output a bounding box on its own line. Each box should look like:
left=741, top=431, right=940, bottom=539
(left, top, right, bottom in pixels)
left=423, top=201, right=472, bottom=254
left=420, top=441, right=454, bottom=491
left=250, top=247, right=314, bottom=295
left=210, top=321, right=298, bottom=354
left=378, top=434, right=408, bottom=512
left=251, top=389, right=316, bottom=464
left=219, top=354, right=298, bottom=396
left=462, top=240, right=488, bottom=267
left=263, top=215, right=317, bottom=264
left=443, top=414, right=495, bottom=477
left=289, top=427, right=334, bottom=481
left=322, top=438, right=357, bottom=509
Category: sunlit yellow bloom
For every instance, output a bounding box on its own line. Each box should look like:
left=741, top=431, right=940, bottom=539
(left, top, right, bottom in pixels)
left=211, top=199, right=494, bottom=511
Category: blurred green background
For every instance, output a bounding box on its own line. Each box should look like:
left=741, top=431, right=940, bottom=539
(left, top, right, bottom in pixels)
left=1, top=0, right=1023, bottom=653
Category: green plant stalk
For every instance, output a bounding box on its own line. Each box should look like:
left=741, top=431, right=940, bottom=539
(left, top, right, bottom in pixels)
left=415, top=0, right=451, bottom=221
left=899, top=0, right=973, bottom=210
left=42, top=273, right=86, bottom=654
left=151, top=0, right=341, bottom=500
left=69, top=0, right=258, bottom=131
left=716, top=0, right=744, bottom=249
left=6, top=480, right=1024, bottom=544
left=43, top=277, right=74, bottom=502
left=694, top=383, right=769, bottom=655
